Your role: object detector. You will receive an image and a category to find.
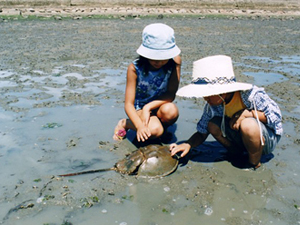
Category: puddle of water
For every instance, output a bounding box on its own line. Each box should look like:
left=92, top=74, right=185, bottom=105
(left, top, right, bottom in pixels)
left=239, top=55, right=300, bottom=83
left=0, top=80, right=18, bottom=87
left=94, top=68, right=126, bottom=91
left=32, top=70, right=46, bottom=75
left=243, top=71, right=288, bottom=86
left=0, top=67, right=127, bottom=110
left=273, top=64, right=300, bottom=76
left=0, top=70, right=15, bottom=78
left=64, top=72, right=86, bottom=80
left=280, top=55, right=300, bottom=63
left=72, top=64, right=87, bottom=68
left=292, top=105, right=300, bottom=113
left=43, top=86, right=67, bottom=100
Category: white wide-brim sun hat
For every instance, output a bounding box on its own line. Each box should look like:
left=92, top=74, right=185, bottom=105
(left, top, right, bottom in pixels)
left=136, top=23, right=181, bottom=60
left=177, top=55, right=253, bottom=98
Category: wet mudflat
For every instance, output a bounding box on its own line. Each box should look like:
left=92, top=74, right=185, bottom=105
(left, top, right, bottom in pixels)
left=0, top=16, right=300, bottom=225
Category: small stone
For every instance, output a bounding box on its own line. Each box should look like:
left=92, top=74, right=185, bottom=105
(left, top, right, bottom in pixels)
left=101, top=209, right=107, bottom=213
left=163, top=186, right=170, bottom=192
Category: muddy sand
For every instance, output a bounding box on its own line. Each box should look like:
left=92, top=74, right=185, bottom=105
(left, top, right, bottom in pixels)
left=0, top=13, right=300, bottom=225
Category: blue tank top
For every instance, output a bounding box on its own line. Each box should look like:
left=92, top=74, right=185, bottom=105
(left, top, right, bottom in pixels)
left=133, top=59, right=174, bottom=110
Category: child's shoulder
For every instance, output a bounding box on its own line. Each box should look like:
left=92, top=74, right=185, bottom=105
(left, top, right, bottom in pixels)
left=127, top=62, right=136, bottom=73
left=173, top=55, right=182, bottom=65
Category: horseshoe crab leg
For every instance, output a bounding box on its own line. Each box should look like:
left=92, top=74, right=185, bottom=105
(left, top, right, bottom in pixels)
left=58, top=167, right=114, bottom=177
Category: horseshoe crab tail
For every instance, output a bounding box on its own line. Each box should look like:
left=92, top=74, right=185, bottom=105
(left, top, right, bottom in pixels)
left=58, top=167, right=114, bottom=177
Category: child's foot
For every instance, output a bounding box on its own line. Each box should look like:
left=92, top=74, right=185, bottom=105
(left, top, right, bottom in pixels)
left=113, top=119, right=127, bottom=140
left=243, top=162, right=261, bottom=171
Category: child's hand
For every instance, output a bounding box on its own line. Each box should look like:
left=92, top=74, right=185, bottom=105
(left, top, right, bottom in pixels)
left=230, top=109, right=251, bottom=130
left=136, top=125, right=151, bottom=142
left=169, top=143, right=191, bottom=157
left=230, top=114, right=242, bottom=130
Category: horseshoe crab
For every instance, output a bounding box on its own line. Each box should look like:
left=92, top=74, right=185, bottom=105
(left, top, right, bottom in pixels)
left=59, top=145, right=178, bottom=178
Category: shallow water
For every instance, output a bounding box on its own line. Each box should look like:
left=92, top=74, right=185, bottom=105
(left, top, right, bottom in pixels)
left=236, top=55, right=300, bottom=85
left=0, top=17, right=300, bottom=225
left=243, top=71, right=288, bottom=86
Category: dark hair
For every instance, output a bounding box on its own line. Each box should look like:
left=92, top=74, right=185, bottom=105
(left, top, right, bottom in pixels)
left=136, top=56, right=176, bottom=76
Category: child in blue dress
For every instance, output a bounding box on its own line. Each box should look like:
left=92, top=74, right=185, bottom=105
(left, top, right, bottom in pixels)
left=113, top=23, right=181, bottom=142
left=170, top=55, right=282, bottom=170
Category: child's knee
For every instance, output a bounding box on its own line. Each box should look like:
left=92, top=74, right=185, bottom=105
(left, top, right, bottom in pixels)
left=158, top=103, right=179, bottom=123
left=240, top=118, right=258, bottom=135
left=151, top=123, right=164, bottom=137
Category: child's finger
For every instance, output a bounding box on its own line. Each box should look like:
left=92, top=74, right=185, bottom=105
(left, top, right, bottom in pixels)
left=180, top=149, right=189, bottom=157
left=170, top=147, right=181, bottom=156
left=169, top=143, right=177, bottom=150
left=146, top=129, right=151, bottom=137
left=137, top=132, right=143, bottom=142
left=139, top=132, right=148, bottom=142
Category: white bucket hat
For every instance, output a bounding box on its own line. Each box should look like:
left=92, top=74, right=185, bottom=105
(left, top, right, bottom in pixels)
left=177, top=55, right=253, bottom=98
left=136, top=23, right=181, bottom=60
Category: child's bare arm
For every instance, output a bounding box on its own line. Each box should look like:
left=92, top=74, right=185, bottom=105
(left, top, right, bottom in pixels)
left=125, top=64, right=151, bottom=141
left=170, top=132, right=208, bottom=157
left=230, top=109, right=267, bottom=131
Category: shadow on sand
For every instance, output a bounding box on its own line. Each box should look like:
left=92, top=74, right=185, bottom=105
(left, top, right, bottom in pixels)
left=126, top=127, right=274, bottom=170
left=178, top=140, right=275, bottom=169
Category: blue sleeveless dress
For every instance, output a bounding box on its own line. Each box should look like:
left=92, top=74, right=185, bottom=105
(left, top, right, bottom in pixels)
left=133, top=59, right=174, bottom=110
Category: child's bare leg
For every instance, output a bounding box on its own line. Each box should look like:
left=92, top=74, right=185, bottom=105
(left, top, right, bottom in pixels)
left=113, top=103, right=178, bottom=141
left=208, top=119, right=263, bottom=168
left=207, top=121, right=235, bottom=150
left=146, top=116, right=164, bottom=139
left=137, top=104, right=178, bottom=135
left=156, top=103, right=179, bottom=125
left=113, top=118, right=135, bottom=140
left=240, top=118, right=263, bottom=168
left=113, top=111, right=164, bottom=140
